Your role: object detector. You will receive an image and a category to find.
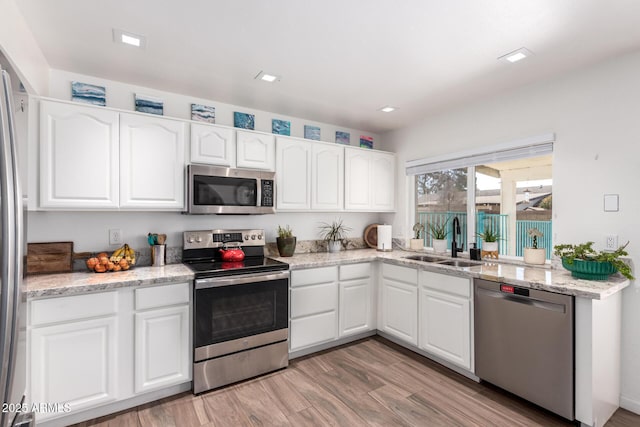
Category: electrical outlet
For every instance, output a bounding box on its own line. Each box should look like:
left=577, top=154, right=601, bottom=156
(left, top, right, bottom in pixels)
left=109, top=229, right=123, bottom=245
left=605, top=234, right=618, bottom=250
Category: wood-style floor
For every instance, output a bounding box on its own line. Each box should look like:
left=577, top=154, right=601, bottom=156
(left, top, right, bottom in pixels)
left=72, top=337, right=639, bottom=427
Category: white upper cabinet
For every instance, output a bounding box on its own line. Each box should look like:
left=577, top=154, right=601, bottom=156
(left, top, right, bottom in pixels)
left=40, top=100, right=120, bottom=209
left=371, top=151, right=395, bottom=211
left=345, top=147, right=395, bottom=212
left=276, top=137, right=311, bottom=210
left=276, top=137, right=345, bottom=211
left=236, top=130, right=275, bottom=171
left=190, top=122, right=235, bottom=167
left=312, top=143, right=344, bottom=211
left=119, top=113, right=186, bottom=209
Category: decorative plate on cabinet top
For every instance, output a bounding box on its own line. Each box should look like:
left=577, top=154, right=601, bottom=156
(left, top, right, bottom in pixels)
left=363, top=224, right=379, bottom=249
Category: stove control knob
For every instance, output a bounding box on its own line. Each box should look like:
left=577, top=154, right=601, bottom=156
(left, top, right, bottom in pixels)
left=251, top=235, right=256, bottom=240
left=188, top=236, right=195, bottom=243
left=257, top=234, right=263, bottom=240
left=196, top=236, right=203, bottom=243
left=244, top=235, right=250, bottom=240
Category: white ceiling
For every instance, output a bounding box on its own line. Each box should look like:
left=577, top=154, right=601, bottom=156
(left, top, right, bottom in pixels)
left=16, top=0, right=640, bottom=133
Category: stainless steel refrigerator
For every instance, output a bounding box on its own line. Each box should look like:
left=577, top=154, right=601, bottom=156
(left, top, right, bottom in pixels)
left=1, top=67, right=34, bottom=426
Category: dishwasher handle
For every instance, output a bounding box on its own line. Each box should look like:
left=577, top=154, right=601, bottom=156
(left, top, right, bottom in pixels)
left=476, top=286, right=567, bottom=314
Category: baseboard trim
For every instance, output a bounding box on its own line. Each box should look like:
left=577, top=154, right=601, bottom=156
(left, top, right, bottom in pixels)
left=36, top=382, right=192, bottom=427
left=620, top=395, right=640, bottom=415
left=376, top=330, right=479, bottom=382
left=289, top=330, right=377, bottom=359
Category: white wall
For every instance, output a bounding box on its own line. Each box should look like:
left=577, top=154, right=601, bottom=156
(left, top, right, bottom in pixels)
left=26, top=70, right=383, bottom=251
left=380, top=49, right=640, bottom=412
left=0, top=0, right=49, bottom=95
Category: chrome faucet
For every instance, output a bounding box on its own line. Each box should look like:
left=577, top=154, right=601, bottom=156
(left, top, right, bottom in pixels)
left=451, top=216, right=463, bottom=258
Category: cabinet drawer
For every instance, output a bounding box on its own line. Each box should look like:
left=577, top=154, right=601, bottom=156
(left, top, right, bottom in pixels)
left=290, top=311, right=337, bottom=350
left=30, top=291, right=118, bottom=326
left=291, top=266, right=337, bottom=287
left=135, top=282, right=190, bottom=310
left=339, top=263, right=371, bottom=281
left=419, top=271, right=471, bottom=298
left=382, top=263, right=418, bottom=285
left=291, top=282, right=337, bottom=318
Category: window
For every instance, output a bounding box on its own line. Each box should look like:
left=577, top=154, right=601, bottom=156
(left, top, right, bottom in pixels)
left=409, top=134, right=553, bottom=259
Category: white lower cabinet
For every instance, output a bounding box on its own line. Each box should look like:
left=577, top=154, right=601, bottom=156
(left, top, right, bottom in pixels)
left=289, top=267, right=338, bottom=351
left=339, top=263, right=374, bottom=337
left=30, top=316, right=118, bottom=418
left=418, top=270, right=472, bottom=370
left=29, top=292, right=119, bottom=421
left=28, top=282, right=191, bottom=423
left=134, top=283, right=191, bottom=393
left=380, top=263, right=418, bottom=346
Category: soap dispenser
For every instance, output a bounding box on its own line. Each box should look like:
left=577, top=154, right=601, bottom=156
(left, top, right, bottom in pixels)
left=470, top=243, right=481, bottom=261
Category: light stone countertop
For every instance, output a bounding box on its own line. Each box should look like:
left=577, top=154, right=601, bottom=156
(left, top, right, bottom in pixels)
left=25, top=264, right=195, bottom=298
left=26, top=249, right=629, bottom=300
left=271, top=249, right=630, bottom=300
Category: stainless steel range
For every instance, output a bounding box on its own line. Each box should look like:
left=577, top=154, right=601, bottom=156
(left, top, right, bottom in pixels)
left=183, top=229, right=289, bottom=394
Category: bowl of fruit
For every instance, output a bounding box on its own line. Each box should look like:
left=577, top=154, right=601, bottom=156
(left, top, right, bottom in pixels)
left=86, top=244, right=136, bottom=273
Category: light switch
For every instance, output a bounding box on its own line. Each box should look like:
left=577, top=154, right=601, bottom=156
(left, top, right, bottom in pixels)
left=604, top=194, right=619, bottom=212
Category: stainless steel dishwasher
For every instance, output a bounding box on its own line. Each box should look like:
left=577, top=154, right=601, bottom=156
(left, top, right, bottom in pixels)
left=474, top=279, right=574, bottom=420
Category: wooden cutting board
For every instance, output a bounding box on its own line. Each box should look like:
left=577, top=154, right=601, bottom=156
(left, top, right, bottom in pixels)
left=27, top=242, right=74, bottom=275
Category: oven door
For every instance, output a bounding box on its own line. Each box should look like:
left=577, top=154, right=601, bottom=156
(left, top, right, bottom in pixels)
left=194, top=271, right=289, bottom=362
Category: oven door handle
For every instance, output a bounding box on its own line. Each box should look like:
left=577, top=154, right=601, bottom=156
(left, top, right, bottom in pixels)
left=195, top=270, right=290, bottom=289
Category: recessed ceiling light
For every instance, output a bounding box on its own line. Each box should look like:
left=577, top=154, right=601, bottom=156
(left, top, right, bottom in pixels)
left=113, top=29, right=146, bottom=49
left=499, top=47, right=533, bottom=63
left=255, top=71, right=280, bottom=83
left=379, top=106, right=397, bottom=113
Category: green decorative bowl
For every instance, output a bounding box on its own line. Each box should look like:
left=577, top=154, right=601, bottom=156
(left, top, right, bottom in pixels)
left=561, top=258, right=617, bottom=280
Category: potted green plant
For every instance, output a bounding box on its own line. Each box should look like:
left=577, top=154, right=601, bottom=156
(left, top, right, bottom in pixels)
left=477, top=226, right=500, bottom=252
left=427, top=218, right=449, bottom=253
left=554, top=241, right=633, bottom=280
left=276, top=225, right=296, bottom=257
left=410, top=223, right=425, bottom=250
left=524, top=228, right=546, bottom=265
left=319, top=219, right=351, bottom=253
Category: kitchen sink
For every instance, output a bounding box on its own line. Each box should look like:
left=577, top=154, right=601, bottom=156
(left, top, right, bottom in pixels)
left=438, top=259, right=482, bottom=268
left=404, top=255, right=448, bottom=263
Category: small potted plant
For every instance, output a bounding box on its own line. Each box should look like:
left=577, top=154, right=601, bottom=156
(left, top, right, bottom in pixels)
left=276, top=225, right=296, bottom=257
left=524, top=228, right=546, bottom=265
left=427, top=219, right=449, bottom=253
left=554, top=241, right=633, bottom=280
left=477, top=226, right=500, bottom=252
left=410, top=223, right=424, bottom=250
left=319, top=219, right=351, bottom=253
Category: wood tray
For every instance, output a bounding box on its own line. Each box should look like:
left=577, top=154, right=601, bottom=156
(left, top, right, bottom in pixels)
left=27, top=242, right=74, bottom=275
left=363, top=224, right=379, bottom=249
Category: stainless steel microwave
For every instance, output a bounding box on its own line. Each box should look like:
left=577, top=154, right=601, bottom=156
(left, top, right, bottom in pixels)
left=186, top=165, right=275, bottom=214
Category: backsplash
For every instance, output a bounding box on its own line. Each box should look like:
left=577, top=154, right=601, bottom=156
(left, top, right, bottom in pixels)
left=264, top=238, right=368, bottom=256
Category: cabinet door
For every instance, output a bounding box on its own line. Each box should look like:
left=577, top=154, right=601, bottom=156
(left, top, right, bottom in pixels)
left=134, top=305, right=190, bottom=393
left=30, top=317, right=118, bottom=419
left=190, top=123, right=235, bottom=166
left=339, top=278, right=372, bottom=336
left=312, top=143, right=344, bottom=210
left=344, top=148, right=371, bottom=210
left=371, top=151, right=395, bottom=211
left=40, top=100, right=119, bottom=209
left=276, top=137, right=310, bottom=210
left=120, top=113, right=186, bottom=209
left=381, top=279, right=418, bottom=345
left=236, top=130, right=275, bottom=171
left=419, top=288, right=471, bottom=370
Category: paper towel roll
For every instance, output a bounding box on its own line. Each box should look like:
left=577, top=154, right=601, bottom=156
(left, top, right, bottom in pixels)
left=377, top=225, right=392, bottom=252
